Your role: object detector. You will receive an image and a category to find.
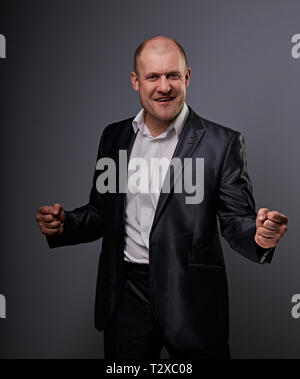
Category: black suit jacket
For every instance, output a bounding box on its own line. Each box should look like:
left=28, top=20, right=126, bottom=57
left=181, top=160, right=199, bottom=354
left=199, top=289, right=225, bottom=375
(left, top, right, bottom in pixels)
left=48, top=107, right=274, bottom=350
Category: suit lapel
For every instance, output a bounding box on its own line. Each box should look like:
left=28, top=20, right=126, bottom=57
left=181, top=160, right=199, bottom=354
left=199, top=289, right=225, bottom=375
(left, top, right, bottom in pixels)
left=118, top=120, right=137, bottom=225
left=119, top=119, right=137, bottom=161
left=150, top=109, right=206, bottom=233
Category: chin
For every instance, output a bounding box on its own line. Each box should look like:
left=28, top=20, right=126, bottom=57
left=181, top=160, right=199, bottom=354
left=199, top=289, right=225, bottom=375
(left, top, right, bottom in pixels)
left=154, top=113, right=175, bottom=122
left=159, top=108, right=180, bottom=121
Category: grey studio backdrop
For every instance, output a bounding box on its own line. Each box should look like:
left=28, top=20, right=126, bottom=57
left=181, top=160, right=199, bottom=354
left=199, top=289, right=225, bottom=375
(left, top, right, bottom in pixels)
left=0, top=0, right=299, bottom=359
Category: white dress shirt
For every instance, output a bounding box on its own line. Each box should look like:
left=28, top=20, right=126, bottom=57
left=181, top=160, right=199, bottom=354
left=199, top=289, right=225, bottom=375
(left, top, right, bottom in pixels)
left=123, top=103, right=190, bottom=263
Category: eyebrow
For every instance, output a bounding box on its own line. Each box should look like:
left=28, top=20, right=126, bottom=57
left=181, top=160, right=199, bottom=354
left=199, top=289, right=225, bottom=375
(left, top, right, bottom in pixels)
left=144, top=71, right=182, bottom=77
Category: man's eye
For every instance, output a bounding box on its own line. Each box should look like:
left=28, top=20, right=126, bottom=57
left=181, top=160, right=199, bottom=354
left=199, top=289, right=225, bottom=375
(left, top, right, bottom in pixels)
left=169, top=74, right=179, bottom=79
left=148, top=76, right=157, bottom=80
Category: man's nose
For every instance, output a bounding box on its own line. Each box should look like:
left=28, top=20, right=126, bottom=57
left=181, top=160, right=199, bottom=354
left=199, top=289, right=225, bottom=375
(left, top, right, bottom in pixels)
left=157, top=76, right=171, bottom=93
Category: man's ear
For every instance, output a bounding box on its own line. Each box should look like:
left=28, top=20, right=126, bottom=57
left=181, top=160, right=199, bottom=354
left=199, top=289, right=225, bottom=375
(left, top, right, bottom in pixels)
left=130, top=72, right=140, bottom=92
left=185, top=67, right=192, bottom=87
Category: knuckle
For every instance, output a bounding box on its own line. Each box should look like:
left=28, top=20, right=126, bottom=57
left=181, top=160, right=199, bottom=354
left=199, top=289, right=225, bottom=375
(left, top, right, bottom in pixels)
left=259, top=207, right=268, bottom=213
left=264, top=220, right=272, bottom=228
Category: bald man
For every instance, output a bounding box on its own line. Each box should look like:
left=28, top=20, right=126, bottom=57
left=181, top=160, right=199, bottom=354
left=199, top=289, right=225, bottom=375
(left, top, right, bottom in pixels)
left=36, top=36, right=288, bottom=359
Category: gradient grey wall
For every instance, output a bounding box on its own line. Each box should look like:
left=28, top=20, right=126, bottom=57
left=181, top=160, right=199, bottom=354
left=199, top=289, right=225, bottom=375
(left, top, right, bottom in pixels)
left=0, top=0, right=299, bottom=359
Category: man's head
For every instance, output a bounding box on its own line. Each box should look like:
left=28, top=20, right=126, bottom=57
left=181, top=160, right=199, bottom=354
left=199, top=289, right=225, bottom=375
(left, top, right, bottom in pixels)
left=131, top=36, right=191, bottom=128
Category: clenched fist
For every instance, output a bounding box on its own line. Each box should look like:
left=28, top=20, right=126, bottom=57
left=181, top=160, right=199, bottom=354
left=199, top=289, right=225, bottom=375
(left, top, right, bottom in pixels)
left=36, top=203, right=65, bottom=237
left=255, top=208, right=288, bottom=249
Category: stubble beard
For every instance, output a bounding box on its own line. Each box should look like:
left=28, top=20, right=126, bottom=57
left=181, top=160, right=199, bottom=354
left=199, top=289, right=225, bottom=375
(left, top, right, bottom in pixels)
left=145, top=99, right=184, bottom=124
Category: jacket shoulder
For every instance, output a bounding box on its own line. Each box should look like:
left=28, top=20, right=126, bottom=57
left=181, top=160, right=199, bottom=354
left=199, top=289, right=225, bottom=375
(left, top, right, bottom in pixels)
left=102, top=117, right=134, bottom=138
left=198, top=114, right=242, bottom=141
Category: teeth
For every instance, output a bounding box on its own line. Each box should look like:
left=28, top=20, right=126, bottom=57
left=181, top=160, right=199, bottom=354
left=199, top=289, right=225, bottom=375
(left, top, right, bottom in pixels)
left=157, top=98, right=172, bottom=102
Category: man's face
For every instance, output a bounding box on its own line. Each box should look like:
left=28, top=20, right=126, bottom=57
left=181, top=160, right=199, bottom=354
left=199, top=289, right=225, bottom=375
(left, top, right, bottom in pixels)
left=131, top=43, right=191, bottom=126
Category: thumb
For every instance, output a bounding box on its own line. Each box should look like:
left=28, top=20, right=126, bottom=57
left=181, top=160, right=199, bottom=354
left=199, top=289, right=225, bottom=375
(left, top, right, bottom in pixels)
left=256, top=208, right=269, bottom=227
left=52, top=203, right=63, bottom=217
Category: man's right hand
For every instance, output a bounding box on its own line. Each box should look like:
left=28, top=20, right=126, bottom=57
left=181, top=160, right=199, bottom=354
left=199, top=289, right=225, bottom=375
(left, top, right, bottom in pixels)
left=36, top=203, right=66, bottom=237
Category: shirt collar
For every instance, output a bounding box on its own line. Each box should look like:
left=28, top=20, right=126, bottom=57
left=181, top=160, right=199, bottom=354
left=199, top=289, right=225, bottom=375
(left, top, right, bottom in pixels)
left=132, top=103, right=189, bottom=138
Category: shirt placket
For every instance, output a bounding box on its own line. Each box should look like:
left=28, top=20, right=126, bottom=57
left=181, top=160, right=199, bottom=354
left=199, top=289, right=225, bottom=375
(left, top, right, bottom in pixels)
left=139, top=138, right=159, bottom=249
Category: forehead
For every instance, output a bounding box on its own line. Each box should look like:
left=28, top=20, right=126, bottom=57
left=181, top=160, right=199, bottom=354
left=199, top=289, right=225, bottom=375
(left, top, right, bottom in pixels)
left=138, top=44, right=186, bottom=74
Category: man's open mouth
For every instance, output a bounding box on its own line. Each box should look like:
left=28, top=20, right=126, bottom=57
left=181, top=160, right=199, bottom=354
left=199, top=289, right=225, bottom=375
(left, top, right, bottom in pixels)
left=154, top=97, right=175, bottom=103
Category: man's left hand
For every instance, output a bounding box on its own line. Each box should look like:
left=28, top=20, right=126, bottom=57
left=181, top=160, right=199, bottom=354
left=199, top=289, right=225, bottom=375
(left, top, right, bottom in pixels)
left=255, top=208, right=288, bottom=249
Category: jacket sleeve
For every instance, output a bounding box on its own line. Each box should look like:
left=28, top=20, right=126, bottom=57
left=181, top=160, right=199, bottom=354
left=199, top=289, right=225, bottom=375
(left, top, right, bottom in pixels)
left=47, top=126, right=108, bottom=249
left=217, top=132, right=274, bottom=264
